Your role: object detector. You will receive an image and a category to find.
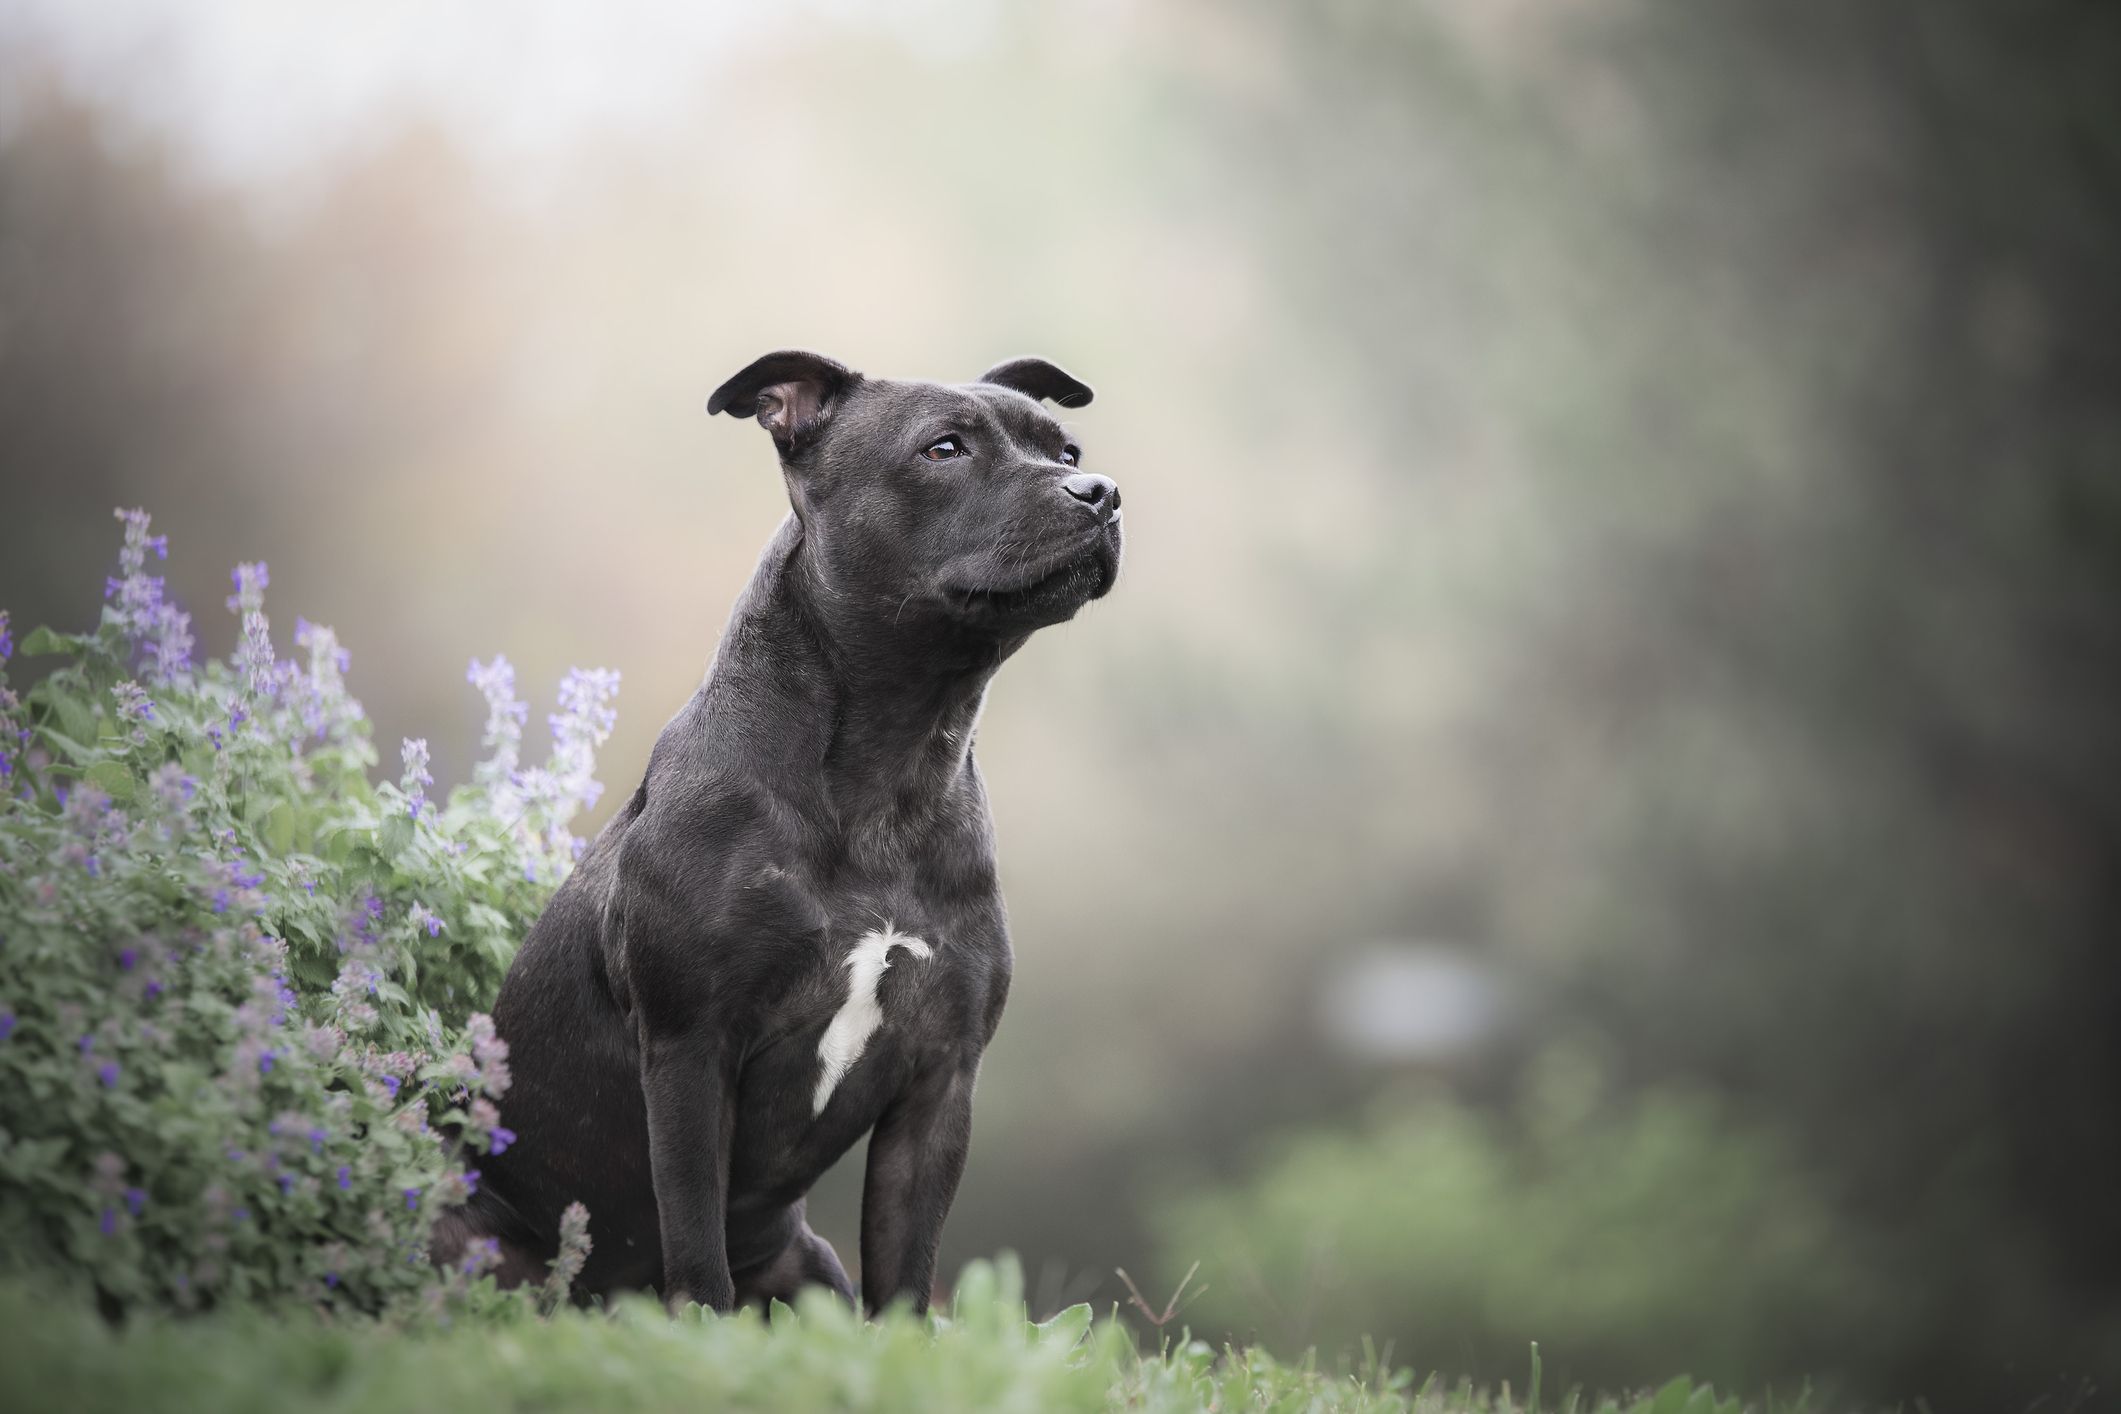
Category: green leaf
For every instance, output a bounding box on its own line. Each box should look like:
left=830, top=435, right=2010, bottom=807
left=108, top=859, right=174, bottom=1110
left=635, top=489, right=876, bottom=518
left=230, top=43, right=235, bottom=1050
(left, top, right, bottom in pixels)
left=16, top=626, right=86, bottom=658
left=260, top=801, right=299, bottom=855
left=377, top=813, right=414, bottom=861
left=1647, top=1377, right=1697, bottom=1414
left=1032, top=1301, right=1094, bottom=1350
left=53, top=694, right=101, bottom=750
left=84, top=759, right=134, bottom=803
left=289, top=950, right=337, bottom=991
left=319, top=826, right=369, bottom=865
left=32, top=726, right=96, bottom=765
left=466, top=904, right=510, bottom=932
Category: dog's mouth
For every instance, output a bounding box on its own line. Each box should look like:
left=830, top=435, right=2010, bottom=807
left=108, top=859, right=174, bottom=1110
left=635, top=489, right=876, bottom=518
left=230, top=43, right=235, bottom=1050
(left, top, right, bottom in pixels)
left=949, top=536, right=1118, bottom=620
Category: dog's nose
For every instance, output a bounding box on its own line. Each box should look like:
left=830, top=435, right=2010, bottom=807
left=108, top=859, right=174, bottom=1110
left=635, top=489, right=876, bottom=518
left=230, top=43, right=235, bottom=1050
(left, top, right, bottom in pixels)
left=1061, top=472, right=1121, bottom=520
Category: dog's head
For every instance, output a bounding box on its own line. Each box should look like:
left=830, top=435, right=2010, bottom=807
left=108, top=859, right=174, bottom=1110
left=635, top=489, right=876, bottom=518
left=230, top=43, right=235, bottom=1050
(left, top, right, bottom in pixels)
left=708, top=350, right=1121, bottom=637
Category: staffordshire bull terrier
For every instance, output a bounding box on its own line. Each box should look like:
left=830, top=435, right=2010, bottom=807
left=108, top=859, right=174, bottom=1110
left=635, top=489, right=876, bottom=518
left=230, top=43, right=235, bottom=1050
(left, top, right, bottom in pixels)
left=434, top=350, right=1120, bottom=1315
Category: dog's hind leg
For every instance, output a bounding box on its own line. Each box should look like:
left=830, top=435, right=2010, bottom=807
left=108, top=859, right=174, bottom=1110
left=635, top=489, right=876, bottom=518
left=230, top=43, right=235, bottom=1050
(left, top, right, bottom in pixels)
left=429, top=1207, right=552, bottom=1290
left=732, top=1220, right=855, bottom=1313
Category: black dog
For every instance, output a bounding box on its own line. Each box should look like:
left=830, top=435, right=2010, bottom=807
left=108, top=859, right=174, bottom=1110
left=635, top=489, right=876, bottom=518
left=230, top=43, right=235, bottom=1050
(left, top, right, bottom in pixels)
left=435, top=350, right=1120, bottom=1315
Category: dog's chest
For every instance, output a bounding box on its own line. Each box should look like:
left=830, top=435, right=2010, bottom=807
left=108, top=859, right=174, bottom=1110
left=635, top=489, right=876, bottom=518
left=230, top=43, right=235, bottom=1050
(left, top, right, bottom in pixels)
left=802, top=924, right=934, bottom=1115
left=711, top=815, right=1006, bottom=1169
left=727, top=910, right=981, bottom=1193
left=743, top=867, right=992, bottom=1104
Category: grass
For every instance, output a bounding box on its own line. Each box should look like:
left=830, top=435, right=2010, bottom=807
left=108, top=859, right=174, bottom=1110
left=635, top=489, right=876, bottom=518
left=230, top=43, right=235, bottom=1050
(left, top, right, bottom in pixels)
left=0, top=1257, right=1851, bottom=1414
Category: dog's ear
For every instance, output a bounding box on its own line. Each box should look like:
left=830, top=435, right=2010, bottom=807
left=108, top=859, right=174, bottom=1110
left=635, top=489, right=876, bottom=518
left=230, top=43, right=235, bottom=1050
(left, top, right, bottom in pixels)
left=977, top=356, right=1094, bottom=409
left=708, top=350, right=860, bottom=452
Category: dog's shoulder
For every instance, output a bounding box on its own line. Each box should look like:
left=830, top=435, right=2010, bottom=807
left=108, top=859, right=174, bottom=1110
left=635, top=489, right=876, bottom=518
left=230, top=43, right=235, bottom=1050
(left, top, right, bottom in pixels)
left=609, top=772, right=832, bottom=1008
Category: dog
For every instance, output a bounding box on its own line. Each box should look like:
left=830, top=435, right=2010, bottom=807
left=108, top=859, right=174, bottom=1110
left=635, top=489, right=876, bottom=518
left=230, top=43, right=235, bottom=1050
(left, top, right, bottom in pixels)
left=434, top=350, right=1121, bottom=1315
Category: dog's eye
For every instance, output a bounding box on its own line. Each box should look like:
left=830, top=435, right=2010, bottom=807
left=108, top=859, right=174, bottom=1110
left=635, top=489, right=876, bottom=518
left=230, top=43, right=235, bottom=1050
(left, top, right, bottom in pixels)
left=921, top=437, right=967, bottom=462
left=1059, top=445, right=1081, bottom=467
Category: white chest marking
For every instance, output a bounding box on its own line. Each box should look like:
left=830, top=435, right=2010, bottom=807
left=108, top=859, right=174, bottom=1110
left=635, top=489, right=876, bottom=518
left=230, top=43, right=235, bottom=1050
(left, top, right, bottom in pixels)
left=813, top=926, right=931, bottom=1115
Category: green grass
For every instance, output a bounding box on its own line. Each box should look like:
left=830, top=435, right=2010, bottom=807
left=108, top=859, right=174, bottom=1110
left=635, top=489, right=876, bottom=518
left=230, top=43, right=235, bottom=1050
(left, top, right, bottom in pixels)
left=0, top=1257, right=1848, bottom=1414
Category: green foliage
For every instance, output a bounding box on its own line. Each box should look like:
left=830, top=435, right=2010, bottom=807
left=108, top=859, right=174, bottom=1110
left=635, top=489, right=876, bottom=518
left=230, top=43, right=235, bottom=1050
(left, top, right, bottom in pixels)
left=0, top=1255, right=1849, bottom=1414
left=0, top=511, right=615, bottom=1316
left=1157, top=1051, right=1896, bottom=1396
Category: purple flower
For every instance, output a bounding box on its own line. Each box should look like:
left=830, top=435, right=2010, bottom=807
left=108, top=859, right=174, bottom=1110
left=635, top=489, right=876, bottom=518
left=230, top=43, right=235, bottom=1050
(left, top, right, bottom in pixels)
left=212, top=889, right=230, bottom=914
left=294, top=617, right=350, bottom=675
left=517, top=666, right=623, bottom=839
left=399, top=738, right=433, bottom=820
left=324, top=1272, right=339, bottom=1288
left=277, top=1173, right=295, bottom=1194
left=106, top=512, right=192, bottom=683
left=291, top=618, right=360, bottom=741
left=227, top=564, right=276, bottom=700
left=124, top=1187, right=146, bottom=1217
left=98, top=1061, right=120, bottom=1088
left=462, top=1237, right=502, bottom=1277
left=379, top=1075, right=401, bottom=1100
left=225, top=561, right=269, bottom=614
left=108, top=513, right=166, bottom=625
left=0, top=1013, right=14, bottom=1041
left=0, top=609, right=11, bottom=662
left=551, top=1201, right=593, bottom=1289
left=309, top=1126, right=327, bottom=1153
left=336, top=1165, right=352, bottom=1191
left=118, top=948, right=138, bottom=972
left=489, top=1126, right=517, bottom=1156
left=403, top=1187, right=420, bottom=1211
left=148, top=604, right=194, bottom=681
left=78, top=1033, right=94, bottom=1055
left=232, top=1206, right=250, bottom=1222
left=144, top=979, right=163, bottom=1001
left=113, top=680, right=155, bottom=725
left=467, top=655, right=528, bottom=800
left=100, top=1207, right=117, bottom=1236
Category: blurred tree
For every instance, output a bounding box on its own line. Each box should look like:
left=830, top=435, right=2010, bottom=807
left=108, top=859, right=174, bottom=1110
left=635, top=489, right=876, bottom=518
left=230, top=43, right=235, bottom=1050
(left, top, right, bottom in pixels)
left=1160, top=0, right=2121, bottom=1399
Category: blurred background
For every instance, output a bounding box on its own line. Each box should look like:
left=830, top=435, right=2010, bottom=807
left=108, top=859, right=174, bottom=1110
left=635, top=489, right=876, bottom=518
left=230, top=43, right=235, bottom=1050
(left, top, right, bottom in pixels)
left=3, top=1, right=2118, bottom=1404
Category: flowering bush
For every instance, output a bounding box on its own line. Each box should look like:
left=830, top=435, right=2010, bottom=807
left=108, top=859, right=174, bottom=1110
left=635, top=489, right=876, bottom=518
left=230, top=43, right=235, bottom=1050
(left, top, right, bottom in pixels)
left=0, top=509, right=615, bottom=1315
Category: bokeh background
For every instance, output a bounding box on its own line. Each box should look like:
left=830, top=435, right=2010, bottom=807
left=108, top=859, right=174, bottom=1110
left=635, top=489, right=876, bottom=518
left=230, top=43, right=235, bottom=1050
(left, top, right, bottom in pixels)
left=3, top=1, right=2118, bottom=1404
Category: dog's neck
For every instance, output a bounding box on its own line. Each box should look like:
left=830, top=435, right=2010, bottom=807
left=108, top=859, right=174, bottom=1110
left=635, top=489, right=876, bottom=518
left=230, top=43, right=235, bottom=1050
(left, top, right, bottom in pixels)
left=708, top=516, right=1011, bottom=812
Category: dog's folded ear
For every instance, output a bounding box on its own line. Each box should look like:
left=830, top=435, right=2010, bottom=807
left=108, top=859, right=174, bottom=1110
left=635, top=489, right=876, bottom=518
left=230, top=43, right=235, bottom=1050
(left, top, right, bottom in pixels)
left=708, top=350, right=860, bottom=452
left=977, top=357, right=1094, bottom=409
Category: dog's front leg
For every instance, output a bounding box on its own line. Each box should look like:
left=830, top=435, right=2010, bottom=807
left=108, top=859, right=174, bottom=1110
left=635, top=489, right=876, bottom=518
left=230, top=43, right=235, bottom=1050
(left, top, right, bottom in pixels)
left=859, top=1057, right=976, bottom=1316
left=642, top=1026, right=739, bottom=1313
